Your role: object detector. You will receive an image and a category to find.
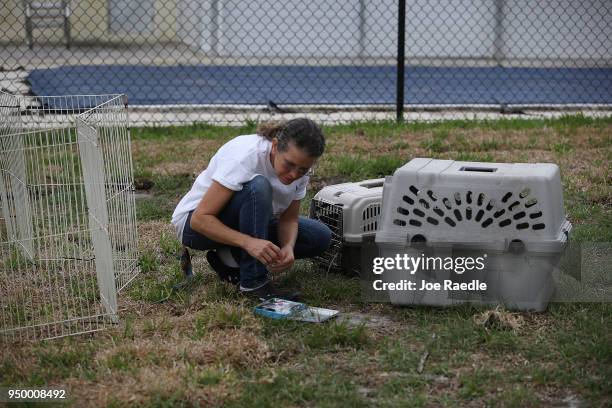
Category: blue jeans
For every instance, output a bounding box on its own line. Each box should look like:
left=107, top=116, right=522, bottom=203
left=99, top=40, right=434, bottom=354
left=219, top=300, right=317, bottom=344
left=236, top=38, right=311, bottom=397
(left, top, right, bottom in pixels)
left=181, top=176, right=332, bottom=288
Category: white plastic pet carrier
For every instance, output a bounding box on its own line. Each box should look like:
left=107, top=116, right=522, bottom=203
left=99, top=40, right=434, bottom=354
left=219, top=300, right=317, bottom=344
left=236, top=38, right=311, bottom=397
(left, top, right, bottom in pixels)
left=375, top=158, right=571, bottom=311
left=309, top=178, right=384, bottom=276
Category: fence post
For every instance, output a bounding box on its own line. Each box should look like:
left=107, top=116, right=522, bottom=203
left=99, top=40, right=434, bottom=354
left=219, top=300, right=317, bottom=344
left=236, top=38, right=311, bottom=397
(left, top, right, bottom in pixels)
left=358, top=0, right=365, bottom=60
left=396, top=0, right=406, bottom=122
left=493, top=0, right=505, bottom=64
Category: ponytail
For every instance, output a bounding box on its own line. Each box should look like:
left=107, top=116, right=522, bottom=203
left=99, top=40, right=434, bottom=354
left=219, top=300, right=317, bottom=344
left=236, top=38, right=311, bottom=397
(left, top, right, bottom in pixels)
left=256, top=121, right=284, bottom=141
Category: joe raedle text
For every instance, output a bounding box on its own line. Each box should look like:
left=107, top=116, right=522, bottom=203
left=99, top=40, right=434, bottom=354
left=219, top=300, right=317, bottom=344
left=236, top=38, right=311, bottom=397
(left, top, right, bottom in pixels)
left=372, top=279, right=487, bottom=291
left=370, top=254, right=489, bottom=292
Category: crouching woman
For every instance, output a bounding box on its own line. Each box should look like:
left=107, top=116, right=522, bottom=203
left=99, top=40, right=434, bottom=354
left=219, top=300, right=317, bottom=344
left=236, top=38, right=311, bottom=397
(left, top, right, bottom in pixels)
left=171, top=118, right=332, bottom=300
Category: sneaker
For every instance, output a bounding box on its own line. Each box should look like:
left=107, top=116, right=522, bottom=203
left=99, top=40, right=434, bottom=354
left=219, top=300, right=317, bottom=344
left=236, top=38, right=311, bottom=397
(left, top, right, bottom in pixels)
left=241, top=281, right=301, bottom=302
left=206, top=250, right=240, bottom=285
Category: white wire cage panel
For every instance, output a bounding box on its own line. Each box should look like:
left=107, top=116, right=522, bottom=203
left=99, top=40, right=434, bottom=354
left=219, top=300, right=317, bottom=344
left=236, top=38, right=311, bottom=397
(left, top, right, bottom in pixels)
left=0, top=92, right=139, bottom=342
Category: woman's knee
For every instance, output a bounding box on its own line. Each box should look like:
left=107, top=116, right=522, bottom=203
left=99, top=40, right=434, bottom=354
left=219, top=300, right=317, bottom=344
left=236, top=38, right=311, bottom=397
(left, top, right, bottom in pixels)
left=244, top=175, right=272, bottom=201
left=301, top=218, right=332, bottom=256
left=317, top=222, right=333, bottom=253
left=182, top=212, right=219, bottom=251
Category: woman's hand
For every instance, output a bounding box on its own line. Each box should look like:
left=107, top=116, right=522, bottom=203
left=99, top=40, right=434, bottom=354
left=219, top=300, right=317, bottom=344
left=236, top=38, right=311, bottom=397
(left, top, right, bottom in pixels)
left=267, top=246, right=295, bottom=273
left=244, top=237, right=282, bottom=266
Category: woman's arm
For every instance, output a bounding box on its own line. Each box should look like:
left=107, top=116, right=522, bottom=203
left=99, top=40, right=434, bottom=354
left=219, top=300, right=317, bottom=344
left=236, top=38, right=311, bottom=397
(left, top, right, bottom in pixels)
left=277, top=199, right=300, bottom=250
left=268, top=200, right=300, bottom=273
left=190, top=181, right=281, bottom=265
left=190, top=181, right=248, bottom=247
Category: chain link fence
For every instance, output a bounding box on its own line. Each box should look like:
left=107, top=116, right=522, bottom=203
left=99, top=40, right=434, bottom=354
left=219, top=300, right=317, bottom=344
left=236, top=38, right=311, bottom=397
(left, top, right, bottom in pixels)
left=1, top=0, right=611, bottom=125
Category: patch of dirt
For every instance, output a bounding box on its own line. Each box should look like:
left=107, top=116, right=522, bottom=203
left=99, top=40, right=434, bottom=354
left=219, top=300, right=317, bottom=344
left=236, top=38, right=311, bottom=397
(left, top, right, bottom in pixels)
left=337, top=312, right=396, bottom=331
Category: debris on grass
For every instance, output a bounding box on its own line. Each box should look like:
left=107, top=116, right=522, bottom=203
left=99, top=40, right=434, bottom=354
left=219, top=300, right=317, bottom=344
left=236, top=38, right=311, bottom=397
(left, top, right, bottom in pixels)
left=473, top=307, right=524, bottom=332
left=417, top=350, right=429, bottom=374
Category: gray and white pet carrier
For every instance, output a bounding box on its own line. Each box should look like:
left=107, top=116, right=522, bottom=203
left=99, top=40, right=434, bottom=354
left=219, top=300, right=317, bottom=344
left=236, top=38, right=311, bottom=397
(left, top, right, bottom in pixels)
left=309, top=178, right=384, bottom=276
left=375, top=158, right=571, bottom=311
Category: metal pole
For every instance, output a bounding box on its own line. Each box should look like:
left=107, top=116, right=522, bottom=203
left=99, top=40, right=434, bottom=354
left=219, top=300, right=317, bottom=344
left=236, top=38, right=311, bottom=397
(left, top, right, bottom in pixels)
left=211, top=0, right=220, bottom=56
left=358, top=0, right=366, bottom=60
left=396, top=0, right=406, bottom=122
left=493, top=0, right=505, bottom=65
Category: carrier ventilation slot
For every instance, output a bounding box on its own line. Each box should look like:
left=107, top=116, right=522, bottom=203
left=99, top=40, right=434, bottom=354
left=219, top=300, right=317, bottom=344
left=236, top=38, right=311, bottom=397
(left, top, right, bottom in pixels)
left=362, top=204, right=381, bottom=233
left=392, top=188, right=545, bottom=231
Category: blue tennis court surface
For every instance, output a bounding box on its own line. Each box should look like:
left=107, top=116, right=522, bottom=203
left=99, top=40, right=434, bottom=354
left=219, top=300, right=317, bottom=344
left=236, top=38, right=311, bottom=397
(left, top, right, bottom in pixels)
left=28, top=65, right=612, bottom=108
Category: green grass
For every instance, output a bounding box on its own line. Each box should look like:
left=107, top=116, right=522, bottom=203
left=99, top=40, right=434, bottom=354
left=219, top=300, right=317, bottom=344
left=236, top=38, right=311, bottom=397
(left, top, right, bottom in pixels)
left=135, top=173, right=195, bottom=221
left=131, top=121, right=258, bottom=141
left=158, top=230, right=182, bottom=258
left=378, top=337, right=421, bottom=372
left=138, top=250, right=160, bottom=273
left=420, top=129, right=450, bottom=152
left=490, top=386, right=539, bottom=408
left=193, top=303, right=251, bottom=334
left=127, top=263, right=186, bottom=302
left=302, top=321, right=370, bottom=350
left=320, top=114, right=612, bottom=138
left=104, top=348, right=141, bottom=373
left=333, top=154, right=406, bottom=179
left=3, top=116, right=610, bottom=406
left=193, top=366, right=227, bottom=386
left=141, top=317, right=173, bottom=336
left=285, top=264, right=362, bottom=305
left=2, top=341, right=98, bottom=385
left=457, top=368, right=501, bottom=399
left=137, top=197, right=175, bottom=221
left=226, top=364, right=371, bottom=408
left=454, top=152, right=496, bottom=162
left=565, top=192, right=612, bottom=242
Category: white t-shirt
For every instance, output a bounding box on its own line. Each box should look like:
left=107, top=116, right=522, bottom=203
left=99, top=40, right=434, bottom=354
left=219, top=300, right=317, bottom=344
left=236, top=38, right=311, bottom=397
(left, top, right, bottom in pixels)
left=171, top=134, right=309, bottom=240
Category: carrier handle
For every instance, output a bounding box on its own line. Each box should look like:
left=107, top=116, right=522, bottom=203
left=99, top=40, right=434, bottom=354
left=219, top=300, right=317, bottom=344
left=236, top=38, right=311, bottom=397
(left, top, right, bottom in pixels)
left=459, top=166, right=498, bottom=173
left=358, top=179, right=385, bottom=188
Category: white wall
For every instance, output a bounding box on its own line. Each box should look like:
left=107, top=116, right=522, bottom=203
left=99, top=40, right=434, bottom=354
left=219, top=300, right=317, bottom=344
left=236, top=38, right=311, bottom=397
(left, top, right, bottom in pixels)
left=176, top=0, right=217, bottom=52
left=176, top=0, right=612, bottom=63
left=109, top=0, right=156, bottom=34
left=218, top=0, right=361, bottom=58
left=363, top=0, right=498, bottom=58
left=501, top=0, right=612, bottom=60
